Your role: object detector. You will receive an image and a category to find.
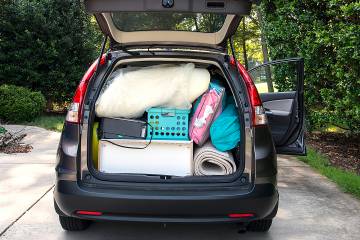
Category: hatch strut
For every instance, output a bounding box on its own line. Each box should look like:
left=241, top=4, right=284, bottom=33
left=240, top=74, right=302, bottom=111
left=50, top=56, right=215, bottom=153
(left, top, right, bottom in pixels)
left=93, top=35, right=108, bottom=80
left=228, top=35, right=248, bottom=114
left=229, top=35, right=242, bottom=78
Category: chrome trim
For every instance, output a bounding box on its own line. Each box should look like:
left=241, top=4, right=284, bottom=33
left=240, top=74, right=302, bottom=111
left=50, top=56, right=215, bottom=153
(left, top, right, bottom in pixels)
left=80, top=109, right=90, bottom=179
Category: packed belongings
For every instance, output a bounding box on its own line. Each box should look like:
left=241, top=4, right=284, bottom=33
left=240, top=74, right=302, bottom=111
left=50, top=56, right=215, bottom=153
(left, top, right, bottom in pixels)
left=147, top=108, right=190, bottom=140
left=95, top=63, right=210, bottom=119
left=100, top=117, right=147, bottom=139
left=193, top=141, right=236, bottom=176
left=189, top=81, right=225, bottom=146
left=210, top=97, right=241, bottom=152
left=98, top=139, right=193, bottom=176
left=94, top=63, right=241, bottom=177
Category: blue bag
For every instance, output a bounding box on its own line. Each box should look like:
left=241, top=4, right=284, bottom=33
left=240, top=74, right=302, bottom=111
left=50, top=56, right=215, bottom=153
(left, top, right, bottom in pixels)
left=210, top=97, right=241, bottom=151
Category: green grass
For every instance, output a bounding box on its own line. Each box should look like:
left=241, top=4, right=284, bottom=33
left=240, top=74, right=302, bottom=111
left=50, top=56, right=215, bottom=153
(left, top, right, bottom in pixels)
left=298, top=148, right=360, bottom=199
left=28, top=115, right=65, bottom=132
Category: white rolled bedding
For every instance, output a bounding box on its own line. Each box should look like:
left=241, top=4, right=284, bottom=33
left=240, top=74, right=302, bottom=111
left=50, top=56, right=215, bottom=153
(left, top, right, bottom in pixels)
left=95, top=63, right=210, bottom=119
left=193, top=141, right=237, bottom=176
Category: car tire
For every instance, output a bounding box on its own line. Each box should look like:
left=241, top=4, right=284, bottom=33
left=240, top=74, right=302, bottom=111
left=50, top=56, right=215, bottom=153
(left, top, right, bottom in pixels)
left=247, top=219, right=272, bottom=232
left=59, top=216, right=90, bottom=231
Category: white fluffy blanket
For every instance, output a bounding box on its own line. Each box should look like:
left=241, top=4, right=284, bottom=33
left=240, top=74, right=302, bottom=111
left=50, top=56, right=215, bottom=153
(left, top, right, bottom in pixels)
left=193, top=141, right=236, bottom=176
left=95, top=63, right=210, bottom=118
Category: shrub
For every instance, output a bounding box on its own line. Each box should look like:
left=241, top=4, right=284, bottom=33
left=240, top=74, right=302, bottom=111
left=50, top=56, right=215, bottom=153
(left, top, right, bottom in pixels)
left=260, top=0, right=360, bottom=133
left=0, top=0, right=101, bottom=106
left=0, top=85, right=46, bottom=123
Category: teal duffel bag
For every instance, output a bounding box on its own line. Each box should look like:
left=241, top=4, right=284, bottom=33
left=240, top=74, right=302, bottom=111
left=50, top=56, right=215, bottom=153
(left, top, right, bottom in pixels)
left=210, top=97, right=241, bottom=152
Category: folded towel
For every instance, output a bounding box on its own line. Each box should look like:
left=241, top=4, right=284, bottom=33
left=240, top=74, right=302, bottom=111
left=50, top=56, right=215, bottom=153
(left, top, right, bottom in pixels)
left=193, top=141, right=236, bottom=176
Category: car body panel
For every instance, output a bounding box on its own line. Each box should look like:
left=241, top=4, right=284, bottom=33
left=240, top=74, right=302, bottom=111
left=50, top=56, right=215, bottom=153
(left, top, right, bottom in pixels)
left=53, top=51, right=303, bottom=224
left=54, top=180, right=278, bottom=223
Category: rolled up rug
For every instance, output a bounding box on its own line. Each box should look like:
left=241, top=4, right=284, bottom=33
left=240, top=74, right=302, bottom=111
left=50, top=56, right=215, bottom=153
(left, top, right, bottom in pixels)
left=193, top=141, right=236, bottom=176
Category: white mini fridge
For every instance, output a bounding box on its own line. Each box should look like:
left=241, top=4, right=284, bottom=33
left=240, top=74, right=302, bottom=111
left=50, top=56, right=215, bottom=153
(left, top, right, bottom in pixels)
left=98, top=139, right=193, bottom=177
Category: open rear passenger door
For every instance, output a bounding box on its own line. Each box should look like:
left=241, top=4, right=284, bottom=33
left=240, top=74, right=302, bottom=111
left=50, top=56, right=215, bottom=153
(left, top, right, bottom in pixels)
left=248, top=58, right=306, bottom=155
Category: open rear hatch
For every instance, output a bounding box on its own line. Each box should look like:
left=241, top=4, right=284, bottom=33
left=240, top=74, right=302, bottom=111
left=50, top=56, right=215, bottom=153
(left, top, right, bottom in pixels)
left=84, top=0, right=255, bottom=47
left=80, top=0, right=255, bottom=184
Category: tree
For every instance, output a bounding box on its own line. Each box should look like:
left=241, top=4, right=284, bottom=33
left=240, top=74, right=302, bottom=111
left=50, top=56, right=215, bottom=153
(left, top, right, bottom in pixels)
left=256, top=8, right=274, bottom=92
left=232, top=10, right=263, bottom=70
left=260, top=0, right=360, bottom=132
left=0, top=0, right=102, bottom=108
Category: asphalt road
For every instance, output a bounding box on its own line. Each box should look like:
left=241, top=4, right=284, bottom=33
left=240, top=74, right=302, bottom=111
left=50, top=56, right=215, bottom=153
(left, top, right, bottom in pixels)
left=1, top=126, right=359, bottom=240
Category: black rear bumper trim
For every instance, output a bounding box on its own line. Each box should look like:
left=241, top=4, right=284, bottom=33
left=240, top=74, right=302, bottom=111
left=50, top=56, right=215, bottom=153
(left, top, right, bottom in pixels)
left=54, top=180, right=278, bottom=223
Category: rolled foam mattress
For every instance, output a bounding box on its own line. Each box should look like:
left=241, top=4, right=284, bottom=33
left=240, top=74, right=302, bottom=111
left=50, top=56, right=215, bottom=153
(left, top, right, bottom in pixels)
left=95, top=63, right=210, bottom=119
left=193, top=141, right=236, bottom=176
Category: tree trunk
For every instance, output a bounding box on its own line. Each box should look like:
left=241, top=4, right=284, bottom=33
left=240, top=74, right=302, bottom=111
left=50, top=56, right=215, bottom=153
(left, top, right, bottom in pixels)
left=242, top=20, right=249, bottom=70
left=46, top=99, right=53, bottom=112
left=193, top=16, right=199, bottom=31
left=257, top=9, right=274, bottom=92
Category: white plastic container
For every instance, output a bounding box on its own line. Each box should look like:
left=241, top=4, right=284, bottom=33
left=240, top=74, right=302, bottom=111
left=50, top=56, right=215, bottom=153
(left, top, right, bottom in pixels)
left=98, top=139, right=193, bottom=176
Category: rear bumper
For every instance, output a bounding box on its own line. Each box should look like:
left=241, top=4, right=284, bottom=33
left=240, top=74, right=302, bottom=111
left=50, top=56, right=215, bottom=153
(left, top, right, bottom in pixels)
left=54, top=180, right=278, bottom=223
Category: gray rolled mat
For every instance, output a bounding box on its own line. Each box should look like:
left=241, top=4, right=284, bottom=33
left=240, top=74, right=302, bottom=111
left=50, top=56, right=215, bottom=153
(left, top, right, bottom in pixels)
left=193, top=141, right=236, bottom=176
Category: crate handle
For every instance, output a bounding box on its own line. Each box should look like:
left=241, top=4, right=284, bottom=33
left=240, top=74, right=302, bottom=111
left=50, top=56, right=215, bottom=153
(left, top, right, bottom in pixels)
left=161, top=109, right=176, bottom=117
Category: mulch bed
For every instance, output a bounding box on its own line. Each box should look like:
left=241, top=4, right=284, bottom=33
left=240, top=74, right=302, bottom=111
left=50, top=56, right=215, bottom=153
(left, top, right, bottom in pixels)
left=0, top=144, right=33, bottom=154
left=307, top=132, right=360, bottom=175
left=0, top=127, right=33, bottom=154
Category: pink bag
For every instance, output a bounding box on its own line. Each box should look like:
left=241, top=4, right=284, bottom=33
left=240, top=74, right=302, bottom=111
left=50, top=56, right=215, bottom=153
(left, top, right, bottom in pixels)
left=189, top=87, right=224, bottom=146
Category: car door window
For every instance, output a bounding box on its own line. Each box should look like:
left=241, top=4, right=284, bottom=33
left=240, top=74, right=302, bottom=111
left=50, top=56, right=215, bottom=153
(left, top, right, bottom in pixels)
left=249, top=60, right=299, bottom=94
left=249, top=58, right=305, bottom=155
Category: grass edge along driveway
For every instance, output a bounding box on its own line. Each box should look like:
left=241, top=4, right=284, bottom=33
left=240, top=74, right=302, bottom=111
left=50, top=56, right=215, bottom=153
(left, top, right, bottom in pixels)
left=298, top=148, right=360, bottom=199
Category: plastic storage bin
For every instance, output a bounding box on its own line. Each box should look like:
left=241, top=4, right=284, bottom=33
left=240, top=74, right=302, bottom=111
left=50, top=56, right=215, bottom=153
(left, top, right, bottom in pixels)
left=146, top=108, right=190, bottom=140
left=98, top=139, right=193, bottom=176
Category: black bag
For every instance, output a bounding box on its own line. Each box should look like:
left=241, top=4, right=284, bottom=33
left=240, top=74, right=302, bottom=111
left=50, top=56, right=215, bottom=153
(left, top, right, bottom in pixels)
left=99, top=117, right=147, bottom=139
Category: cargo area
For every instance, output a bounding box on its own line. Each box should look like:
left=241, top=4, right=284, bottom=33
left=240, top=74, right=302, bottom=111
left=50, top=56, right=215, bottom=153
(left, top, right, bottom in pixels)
left=87, top=59, right=245, bottom=181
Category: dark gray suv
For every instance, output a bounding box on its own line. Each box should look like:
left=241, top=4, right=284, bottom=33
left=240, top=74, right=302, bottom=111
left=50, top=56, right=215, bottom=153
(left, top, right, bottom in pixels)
left=54, top=0, right=305, bottom=232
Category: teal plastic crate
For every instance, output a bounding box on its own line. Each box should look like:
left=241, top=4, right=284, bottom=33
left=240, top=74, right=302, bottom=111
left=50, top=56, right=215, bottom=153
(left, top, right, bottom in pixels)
left=146, top=108, right=190, bottom=140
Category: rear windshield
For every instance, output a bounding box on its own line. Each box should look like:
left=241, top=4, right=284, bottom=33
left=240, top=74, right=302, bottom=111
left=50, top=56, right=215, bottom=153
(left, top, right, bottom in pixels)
left=111, top=12, right=227, bottom=33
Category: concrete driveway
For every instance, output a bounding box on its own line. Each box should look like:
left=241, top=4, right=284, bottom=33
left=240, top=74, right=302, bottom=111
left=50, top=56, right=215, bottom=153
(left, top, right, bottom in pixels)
left=1, top=126, right=359, bottom=240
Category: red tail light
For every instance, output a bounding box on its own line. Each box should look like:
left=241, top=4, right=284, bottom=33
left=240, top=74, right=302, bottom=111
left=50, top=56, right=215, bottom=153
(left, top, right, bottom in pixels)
left=228, top=213, right=254, bottom=218
left=66, top=55, right=107, bottom=123
left=76, top=210, right=103, bottom=216
left=229, top=58, right=267, bottom=126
